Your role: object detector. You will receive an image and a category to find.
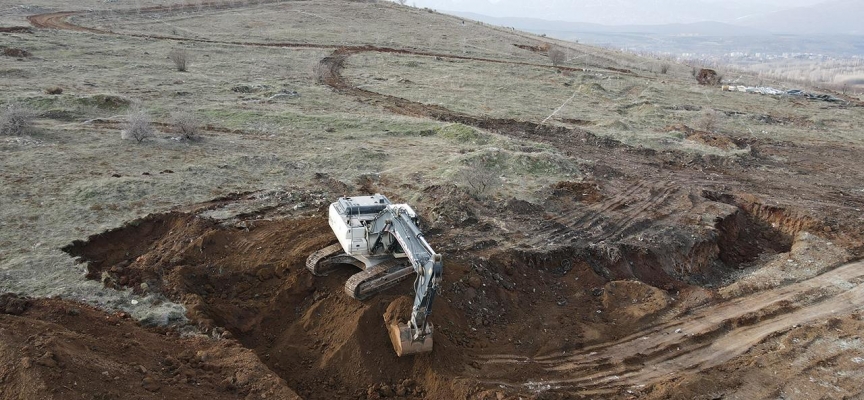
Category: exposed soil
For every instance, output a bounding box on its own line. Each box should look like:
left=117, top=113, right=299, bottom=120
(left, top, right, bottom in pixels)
left=0, top=26, right=33, bottom=33
left=55, top=182, right=857, bottom=398
left=0, top=294, right=300, bottom=400
left=6, top=2, right=864, bottom=399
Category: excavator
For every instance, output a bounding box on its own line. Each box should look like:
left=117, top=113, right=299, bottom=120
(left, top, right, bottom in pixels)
left=306, top=194, right=443, bottom=356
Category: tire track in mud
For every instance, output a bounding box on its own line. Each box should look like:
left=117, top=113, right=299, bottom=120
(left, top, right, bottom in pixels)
left=475, top=260, right=864, bottom=394
left=528, top=180, right=681, bottom=247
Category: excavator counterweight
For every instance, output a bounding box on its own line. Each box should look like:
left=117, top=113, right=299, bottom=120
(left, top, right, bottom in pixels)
left=306, top=194, right=442, bottom=356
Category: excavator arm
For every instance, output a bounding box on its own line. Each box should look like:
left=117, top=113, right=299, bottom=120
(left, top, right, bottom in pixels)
left=381, top=205, right=443, bottom=351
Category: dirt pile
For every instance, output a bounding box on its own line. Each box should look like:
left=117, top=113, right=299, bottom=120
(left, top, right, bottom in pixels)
left=0, top=295, right=299, bottom=400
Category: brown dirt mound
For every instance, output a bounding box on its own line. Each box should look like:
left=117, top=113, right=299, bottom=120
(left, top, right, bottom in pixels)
left=0, top=296, right=299, bottom=399
left=601, top=280, right=671, bottom=322
left=697, top=68, right=720, bottom=85
left=663, top=124, right=742, bottom=150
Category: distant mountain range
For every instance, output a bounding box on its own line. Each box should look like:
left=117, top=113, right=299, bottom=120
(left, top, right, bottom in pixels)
left=735, top=0, right=863, bottom=35
left=444, top=0, right=863, bottom=35
left=451, top=13, right=769, bottom=37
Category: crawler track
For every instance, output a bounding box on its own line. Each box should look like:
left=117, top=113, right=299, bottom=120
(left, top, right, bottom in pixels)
left=305, top=243, right=344, bottom=276
left=345, top=258, right=412, bottom=300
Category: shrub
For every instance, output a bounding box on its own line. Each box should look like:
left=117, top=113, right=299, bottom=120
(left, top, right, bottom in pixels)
left=697, top=108, right=721, bottom=132
left=548, top=47, right=566, bottom=67
left=171, top=111, right=201, bottom=140
left=168, top=48, right=189, bottom=72
left=0, top=104, right=35, bottom=136
left=457, top=161, right=499, bottom=199
left=123, top=107, right=154, bottom=143
left=660, top=63, right=670, bottom=74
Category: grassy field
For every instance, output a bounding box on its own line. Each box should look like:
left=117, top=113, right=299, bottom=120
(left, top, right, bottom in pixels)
left=345, top=50, right=863, bottom=150
left=1, top=0, right=588, bottom=312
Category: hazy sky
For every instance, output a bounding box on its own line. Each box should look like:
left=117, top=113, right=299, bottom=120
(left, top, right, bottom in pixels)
left=404, top=0, right=833, bottom=25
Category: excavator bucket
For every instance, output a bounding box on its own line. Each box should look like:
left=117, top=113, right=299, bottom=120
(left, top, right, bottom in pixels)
left=387, top=321, right=433, bottom=356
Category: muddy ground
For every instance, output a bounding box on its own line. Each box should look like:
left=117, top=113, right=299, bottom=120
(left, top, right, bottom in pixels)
left=3, top=1, right=864, bottom=399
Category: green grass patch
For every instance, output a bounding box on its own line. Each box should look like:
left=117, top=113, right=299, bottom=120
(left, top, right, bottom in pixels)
left=437, top=123, right=489, bottom=144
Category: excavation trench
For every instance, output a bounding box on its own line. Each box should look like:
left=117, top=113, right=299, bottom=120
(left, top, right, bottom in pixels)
left=62, top=209, right=496, bottom=399
left=59, top=188, right=827, bottom=397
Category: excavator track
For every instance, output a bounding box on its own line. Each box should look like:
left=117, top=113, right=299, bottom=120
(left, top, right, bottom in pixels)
left=306, top=243, right=344, bottom=276
left=345, top=258, right=414, bottom=300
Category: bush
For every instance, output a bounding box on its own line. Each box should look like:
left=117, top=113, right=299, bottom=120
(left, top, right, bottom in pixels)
left=122, top=107, right=154, bottom=143
left=171, top=111, right=200, bottom=140
left=548, top=47, right=566, bottom=67
left=660, top=63, right=670, bottom=74
left=168, top=48, right=189, bottom=72
left=0, top=104, right=35, bottom=136
left=697, top=108, right=721, bottom=132
left=457, top=161, right=499, bottom=199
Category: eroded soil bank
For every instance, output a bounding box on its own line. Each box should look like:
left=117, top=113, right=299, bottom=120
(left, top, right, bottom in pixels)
left=51, top=183, right=854, bottom=399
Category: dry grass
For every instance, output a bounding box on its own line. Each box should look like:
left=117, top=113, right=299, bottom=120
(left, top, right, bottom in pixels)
left=346, top=50, right=864, bottom=149
left=696, top=108, right=721, bottom=132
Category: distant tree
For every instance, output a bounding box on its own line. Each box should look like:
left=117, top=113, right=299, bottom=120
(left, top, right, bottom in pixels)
left=548, top=47, right=566, bottom=67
